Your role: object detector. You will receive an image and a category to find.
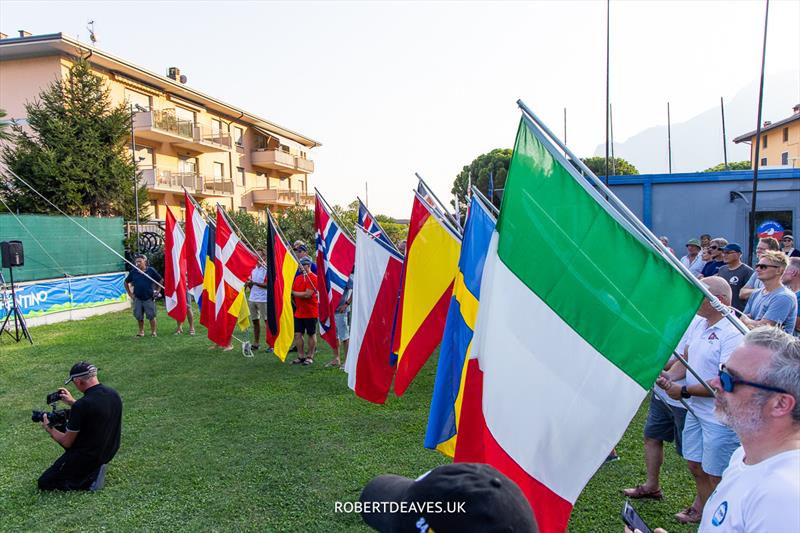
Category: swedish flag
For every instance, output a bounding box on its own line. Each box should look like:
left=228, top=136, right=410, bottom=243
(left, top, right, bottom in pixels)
left=424, top=196, right=496, bottom=457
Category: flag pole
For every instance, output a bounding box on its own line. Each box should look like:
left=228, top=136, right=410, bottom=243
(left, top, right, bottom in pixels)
left=471, top=186, right=499, bottom=218
left=356, top=196, right=400, bottom=252
left=314, top=187, right=355, bottom=242
left=516, top=99, right=748, bottom=336
left=182, top=187, right=216, bottom=228
left=414, top=172, right=463, bottom=236
left=748, top=0, right=770, bottom=265
left=215, top=203, right=266, bottom=268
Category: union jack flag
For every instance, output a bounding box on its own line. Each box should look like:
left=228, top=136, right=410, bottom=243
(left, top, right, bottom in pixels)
left=358, top=200, right=397, bottom=251
left=315, top=193, right=356, bottom=351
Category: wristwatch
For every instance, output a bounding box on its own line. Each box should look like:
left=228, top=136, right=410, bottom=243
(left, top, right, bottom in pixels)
left=680, top=385, right=691, bottom=399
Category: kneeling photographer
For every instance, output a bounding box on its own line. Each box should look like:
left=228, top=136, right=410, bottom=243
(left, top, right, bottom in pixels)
left=36, top=362, right=122, bottom=491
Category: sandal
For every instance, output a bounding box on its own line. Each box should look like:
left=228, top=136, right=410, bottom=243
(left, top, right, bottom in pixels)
left=622, top=485, right=663, bottom=500
left=324, top=360, right=340, bottom=368
left=675, top=506, right=701, bottom=524
left=302, top=358, right=314, bottom=365
left=291, top=357, right=305, bottom=365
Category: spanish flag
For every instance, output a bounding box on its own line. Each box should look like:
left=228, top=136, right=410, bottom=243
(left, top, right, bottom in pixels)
left=391, top=191, right=461, bottom=396
left=266, top=212, right=298, bottom=361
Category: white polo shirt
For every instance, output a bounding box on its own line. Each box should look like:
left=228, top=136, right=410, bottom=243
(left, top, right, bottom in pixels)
left=248, top=265, right=268, bottom=303
left=655, top=315, right=704, bottom=408
left=681, top=255, right=706, bottom=278
left=684, top=317, right=743, bottom=423
left=700, top=447, right=800, bottom=532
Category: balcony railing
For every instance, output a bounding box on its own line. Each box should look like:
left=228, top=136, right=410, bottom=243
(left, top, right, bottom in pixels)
left=251, top=188, right=314, bottom=207
left=250, top=148, right=314, bottom=174
left=194, top=123, right=232, bottom=150
left=151, top=109, right=194, bottom=138
left=140, top=167, right=233, bottom=196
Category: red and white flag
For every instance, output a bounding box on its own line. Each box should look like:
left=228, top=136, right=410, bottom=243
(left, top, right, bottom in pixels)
left=164, top=207, right=187, bottom=322
left=207, top=206, right=258, bottom=347
left=343, top=226, right=403, bottom=404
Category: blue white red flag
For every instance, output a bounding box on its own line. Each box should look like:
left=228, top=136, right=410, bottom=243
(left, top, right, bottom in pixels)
left=315, top=192, right=356, bottom=352
left=358, top=199, right=397, bottom=251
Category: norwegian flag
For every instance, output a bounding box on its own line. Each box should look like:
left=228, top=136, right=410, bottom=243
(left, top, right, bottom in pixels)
left=358, top=199, right=397, bottom=251
left=315, top=192, right=356, bottom=352
left=206, top=206, right=258, bottom=347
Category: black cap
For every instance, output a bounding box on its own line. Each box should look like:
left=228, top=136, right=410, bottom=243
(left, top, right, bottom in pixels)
left=360, top=463, right=537, bottom=533
left=64, top=361, right=97, bottom=385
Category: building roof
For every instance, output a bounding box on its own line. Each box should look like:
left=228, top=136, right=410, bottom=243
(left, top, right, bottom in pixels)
left=732, top=109, right=800, bottom=143
left=0, top=33, right=321, bottom=148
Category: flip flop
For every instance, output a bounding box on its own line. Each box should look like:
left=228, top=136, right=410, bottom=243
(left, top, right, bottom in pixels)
left=302, top=358, right=314, bottom=366
left=135, top=333, right=145, bottom=337
left=291, top=357, right=305, bottom=365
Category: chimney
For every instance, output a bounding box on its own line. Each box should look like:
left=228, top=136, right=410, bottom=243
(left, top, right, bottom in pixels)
left=793, top=104, right=800, bottom=115
left=167, top=67, right=180, bottom=81
left=763, top=120, right=772, bottom=127
left=18, top=30, right=31, bottom=38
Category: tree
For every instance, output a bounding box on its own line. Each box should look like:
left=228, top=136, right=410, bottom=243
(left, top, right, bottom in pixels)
left=580, top=156, right=639, bottom=177
left=451, top=148, right=512, bottom=213
left=703, top=161, right=751, bottom=172
left=333, top=200, right=408, bottom=246
left=277, top=206, right=315, bottom=248
left=0, top=58, right=147, bottom=219
left=0, top=108, right=11, bottom=142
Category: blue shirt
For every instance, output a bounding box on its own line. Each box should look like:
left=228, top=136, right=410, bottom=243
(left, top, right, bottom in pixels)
left=743, top=285, right=798, bottom=335
left=125, top=267, right=162, bottom=301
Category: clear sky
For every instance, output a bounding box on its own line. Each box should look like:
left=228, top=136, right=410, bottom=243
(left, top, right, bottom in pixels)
left=2, top=1, right=798, bottom=217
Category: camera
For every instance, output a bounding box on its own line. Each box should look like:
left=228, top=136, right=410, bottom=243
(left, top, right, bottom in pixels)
left=31, top=391, right=70, bottom=432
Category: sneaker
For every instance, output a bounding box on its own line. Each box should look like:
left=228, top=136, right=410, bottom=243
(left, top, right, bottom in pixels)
left=675, top=507, right=701, bottom=524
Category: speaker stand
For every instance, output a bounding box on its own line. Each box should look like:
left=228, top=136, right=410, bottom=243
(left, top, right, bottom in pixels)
left=0, top=268, right=33, bottom=344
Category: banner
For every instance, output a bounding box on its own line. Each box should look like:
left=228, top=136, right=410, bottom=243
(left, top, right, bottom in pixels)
left=0, top=272, right=127, bottom=319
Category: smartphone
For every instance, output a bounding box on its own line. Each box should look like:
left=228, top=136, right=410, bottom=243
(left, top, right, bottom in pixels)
left=621, top=500, right=652, bottom=533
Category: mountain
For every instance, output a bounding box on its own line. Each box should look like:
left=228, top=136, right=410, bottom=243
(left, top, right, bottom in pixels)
left=594, top=71, right=799, bottom=173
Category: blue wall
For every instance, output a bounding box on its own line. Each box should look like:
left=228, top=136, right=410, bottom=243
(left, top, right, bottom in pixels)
left=607, top=169, right=800, bottom=253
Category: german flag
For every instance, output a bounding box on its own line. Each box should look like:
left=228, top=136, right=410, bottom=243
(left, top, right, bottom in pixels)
left=266, top=212, right=298, bottom=361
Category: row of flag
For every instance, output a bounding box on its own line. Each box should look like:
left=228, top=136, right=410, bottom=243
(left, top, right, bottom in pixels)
left=161, top=105, right=704, bottom=532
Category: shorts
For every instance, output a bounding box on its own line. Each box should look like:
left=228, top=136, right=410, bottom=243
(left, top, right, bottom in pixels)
left=644, top=392, right=688, bottom=456
left=294, top=317, right=317, bottom=336
left=335, top=312, right=350, bottom=341
left=248, top=301, right=267, bottom=321
left=681, top=411, right=740, bottom=476
left=133, top=298, right=156, bottom=321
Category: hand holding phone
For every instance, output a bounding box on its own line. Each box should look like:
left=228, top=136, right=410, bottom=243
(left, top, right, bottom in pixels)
left=622, top=500, right=652, bottom=533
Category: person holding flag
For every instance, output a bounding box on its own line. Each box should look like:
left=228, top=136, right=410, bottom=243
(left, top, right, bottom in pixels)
left=246, top=249, right=270, bottom=352
left=291, top=257, right=319, bottom=365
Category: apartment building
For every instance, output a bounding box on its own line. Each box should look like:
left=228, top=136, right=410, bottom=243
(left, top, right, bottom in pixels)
left=733, top=104, right=800, bottom=169
left=0, top=31, right=320, bottom=221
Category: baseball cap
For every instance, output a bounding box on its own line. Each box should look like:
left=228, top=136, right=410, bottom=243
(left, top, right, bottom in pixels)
left=686, top=239, right=701, bottom=247
left=783, top=234, right=794, bottom=241
left=360, top=463, right=537, bottom=533
left=722, top=243, right=742, bottom=253
left=64, top=361, right=98, bottom=385
left=299, top=256, right=313, bottom=266
left=294, top=244, right=308, bottom=252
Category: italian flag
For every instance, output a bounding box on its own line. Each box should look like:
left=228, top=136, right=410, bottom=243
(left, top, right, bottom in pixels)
left=454, top=115, right=702, bottom=532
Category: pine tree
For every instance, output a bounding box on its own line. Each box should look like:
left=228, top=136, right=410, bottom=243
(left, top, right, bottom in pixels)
left=0, top=58, right=147, bottom=218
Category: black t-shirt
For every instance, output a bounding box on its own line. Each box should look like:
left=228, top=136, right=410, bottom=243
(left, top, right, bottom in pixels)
left=126, top=267, right=161, bottom=300
left=65, top=384, right=123, bottom=466
left=717, top=263, right=755, bottom=312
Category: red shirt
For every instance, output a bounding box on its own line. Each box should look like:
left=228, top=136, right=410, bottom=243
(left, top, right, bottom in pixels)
left=292, top=271, right=318, bottom=318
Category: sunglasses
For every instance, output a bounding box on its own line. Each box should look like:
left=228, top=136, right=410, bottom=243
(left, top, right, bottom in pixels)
left=718, top=364, right=788, bottom=394
left=755, top=263, right=780, bottom=270
left=709, top=246, right=720, bottom=250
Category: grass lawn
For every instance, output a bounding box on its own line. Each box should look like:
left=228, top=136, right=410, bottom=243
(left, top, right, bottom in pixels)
left=1, top=305, right=700, bottom=532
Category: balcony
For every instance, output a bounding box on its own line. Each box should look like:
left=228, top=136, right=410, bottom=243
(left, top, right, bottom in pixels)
left=250, top=149, right=314, bottom=174
left=140, top=167, right=234, bottom=196
left=251, top=188, right=314, bottom=208
left=133, top=110, right=231, bottom=153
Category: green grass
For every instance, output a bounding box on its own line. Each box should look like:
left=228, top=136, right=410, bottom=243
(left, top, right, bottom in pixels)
left=1, top=306, right=698, bottom=532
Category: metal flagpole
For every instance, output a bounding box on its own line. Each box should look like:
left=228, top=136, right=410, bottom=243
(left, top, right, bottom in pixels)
left=266, top=209, right=315, bottom=288
left=471, top=186, right=499, bottom=218
left=414, top=173, right=463, bottom=236
left=720, top=97, right=729, bottom=170
left=314, top=188, right=355, bottom=242
left=610, top=103, right=616, bottom=175
left=516, top=100, right=748, bottom=336
left=2, top=165, right=164, bottom=289
left=215, top=203, right=266, bottom=269
left=604, top=0, right=610, bottom=185
left=356, top=196, right=400, bottom=252
left=748, top=0, right=770, bottom=265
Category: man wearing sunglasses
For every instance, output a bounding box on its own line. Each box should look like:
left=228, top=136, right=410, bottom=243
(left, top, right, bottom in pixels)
left=642, top=328, right=799, bottom=533
left=781, top=257, right=800, bottom=336
left=741, top=251, right=797, bottom=335
left=656, top=277, right=743, bottom=524
left=700, top=238, right=727, bottom=278
left=740, top=237, right=780, bottom=302
left=716, top=244, right=753, bottom=313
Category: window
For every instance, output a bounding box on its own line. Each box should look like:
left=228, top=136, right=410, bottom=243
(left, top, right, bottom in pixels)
left=237, top=167, right=245, bottom=186
left=234, top=126, right=244, bottom=147
left=760, top=157, right=767, bottom=167
left=280, top=144, right=290, bottom=154
left=762, top=135, right=768, bottom=148
left=782, top=152, right=789, bottom=166
left=211, top=118, right=223, bottom=137
left=175, top=106, right=195, bottom=123
left=784, top=127, right=789, bottom=142
left=124, top=88, right=151, bottom=111
left=179, top=156, right=197, bottom=175
left=213, top=162, right=224, bottom=180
